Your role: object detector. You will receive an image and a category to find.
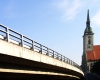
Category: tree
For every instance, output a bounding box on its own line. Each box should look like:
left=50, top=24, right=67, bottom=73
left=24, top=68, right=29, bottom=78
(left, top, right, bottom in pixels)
left=91, top=60, right=100, bottom=76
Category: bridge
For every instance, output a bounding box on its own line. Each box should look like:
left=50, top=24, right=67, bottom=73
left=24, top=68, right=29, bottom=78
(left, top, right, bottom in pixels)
left=0, top=24, right=84, bottom=80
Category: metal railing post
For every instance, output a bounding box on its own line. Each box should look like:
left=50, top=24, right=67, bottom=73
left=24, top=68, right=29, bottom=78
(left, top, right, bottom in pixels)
left=57, top=53, right=59, bottom=60
left=52, top=51, right=54, bottom=58
left=32, top=40, right=34, bottom=50
left=6, top=27, right=9, bottom=42
left=63, top=56, right=65, bottom=62
left=40, top=44, right=42, bottom=53
left=61, top=55, right=62, bottom=61
left=67, top=58, right=68, bottom=63
left=69, top=59, right=71, bottom=65
left=46, top=48, right=49, bottom=56
left=21, top=35, right=23, bottom=47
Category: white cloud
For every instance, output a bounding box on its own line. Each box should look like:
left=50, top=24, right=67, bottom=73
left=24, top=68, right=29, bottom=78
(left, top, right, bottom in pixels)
left=63, top=0, right=84, bottom=21
left=52, top=0, right=85, bottom=21
left=52, top=0, right=100, bottom=21
left=91, top=11, right=100, bottom=27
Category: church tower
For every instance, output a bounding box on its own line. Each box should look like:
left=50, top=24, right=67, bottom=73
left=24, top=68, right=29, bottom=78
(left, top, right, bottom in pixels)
left=82, top=9, right=94, bottom=72
left=83, top=9, right=94, bottom=52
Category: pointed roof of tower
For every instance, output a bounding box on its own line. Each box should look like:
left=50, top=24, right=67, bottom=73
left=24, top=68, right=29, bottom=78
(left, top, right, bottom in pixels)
left=87, top=9, right=90, bottom=22
left=84, top=9, right=93, bottom=35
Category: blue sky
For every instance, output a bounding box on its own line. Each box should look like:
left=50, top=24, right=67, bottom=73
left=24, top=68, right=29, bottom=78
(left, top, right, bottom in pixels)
left=0, top=0, right=100, bottom=65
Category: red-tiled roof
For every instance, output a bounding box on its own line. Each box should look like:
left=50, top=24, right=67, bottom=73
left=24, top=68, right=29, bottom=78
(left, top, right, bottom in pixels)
left=86, top=45, right=100, bottom=61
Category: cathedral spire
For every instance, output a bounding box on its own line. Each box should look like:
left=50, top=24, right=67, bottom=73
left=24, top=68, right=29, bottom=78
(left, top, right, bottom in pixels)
left=87, top=9, right=90, bottom=22
left=84, top=9, right=93, bottom=35
left=86, top=9, right=90, bottom=28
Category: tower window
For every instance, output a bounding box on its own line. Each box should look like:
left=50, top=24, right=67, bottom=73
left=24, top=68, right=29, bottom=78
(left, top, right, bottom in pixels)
left=88, top=39, right=91, bottom=44
left=88, top=36, right=91, bottom=38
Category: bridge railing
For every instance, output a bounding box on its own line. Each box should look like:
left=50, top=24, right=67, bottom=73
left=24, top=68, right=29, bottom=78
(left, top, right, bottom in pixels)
left=0, top=24, right=81, bottom=70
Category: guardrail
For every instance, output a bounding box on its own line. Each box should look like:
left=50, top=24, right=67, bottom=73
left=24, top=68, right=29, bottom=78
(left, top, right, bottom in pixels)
left=0, top=24, right=81, bottom=70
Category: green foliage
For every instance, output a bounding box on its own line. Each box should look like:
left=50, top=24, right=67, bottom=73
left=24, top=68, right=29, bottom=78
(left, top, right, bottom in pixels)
left=91, top=60, right=100, bottom=76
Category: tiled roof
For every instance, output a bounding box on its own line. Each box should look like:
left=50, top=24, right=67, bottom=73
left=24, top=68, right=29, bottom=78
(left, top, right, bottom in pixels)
left=86, top=45, right=100, bottom=61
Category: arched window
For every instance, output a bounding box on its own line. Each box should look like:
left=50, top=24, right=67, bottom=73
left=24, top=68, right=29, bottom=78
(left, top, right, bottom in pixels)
left=88, top=39, right=91, bottom=44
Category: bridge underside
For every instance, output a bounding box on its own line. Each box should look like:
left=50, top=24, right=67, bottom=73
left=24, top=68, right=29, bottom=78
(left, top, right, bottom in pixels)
left=0, top=53, right=82, bottom=80
left=0, top=72, right=79, bottom=80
